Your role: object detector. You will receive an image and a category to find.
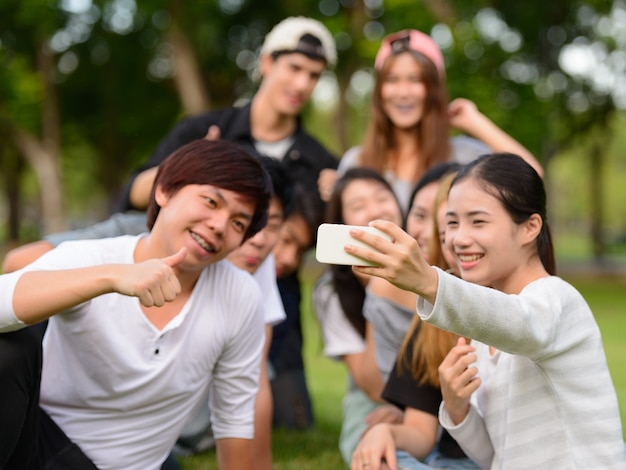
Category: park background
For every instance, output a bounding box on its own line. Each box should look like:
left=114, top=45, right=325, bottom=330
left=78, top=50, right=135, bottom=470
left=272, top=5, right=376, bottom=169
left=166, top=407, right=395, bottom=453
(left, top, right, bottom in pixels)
left=0, top=0, right=624, bottom=468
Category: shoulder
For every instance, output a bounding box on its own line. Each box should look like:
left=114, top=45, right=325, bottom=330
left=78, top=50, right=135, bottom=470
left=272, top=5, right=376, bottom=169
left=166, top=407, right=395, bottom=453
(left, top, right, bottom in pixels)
left=337, top=146, right=361, bottom=174
left=46, top=236, right=139, bottom=267
left=209, top=260, right=261, bottom=298
left=521, top=276, right=587, bottom=310
left=292, top=129, right=338, bottom=166
left=449, top=135, right=491, bottom=164
left=198, top=261, right=264, bottom=325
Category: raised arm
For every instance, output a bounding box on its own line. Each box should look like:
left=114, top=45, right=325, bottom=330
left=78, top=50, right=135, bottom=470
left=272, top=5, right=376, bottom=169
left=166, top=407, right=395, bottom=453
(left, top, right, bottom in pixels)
left=1, top=249, right=185, bottom=330
left=448, top=98, right=544, bottom=178
left=128, top=167, right=159, bottom=209
left=128, top=125, right=223, bottom=209
left=348, top=220, right=439, bottom=304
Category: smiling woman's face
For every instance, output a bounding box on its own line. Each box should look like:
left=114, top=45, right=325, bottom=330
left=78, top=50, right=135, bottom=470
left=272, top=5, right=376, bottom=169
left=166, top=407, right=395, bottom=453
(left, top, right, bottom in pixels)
left=341, top=179, right=403, bottom=227
left=406, top=181, right=440, bottom=263
left=380, top=52, right=427, bottom=130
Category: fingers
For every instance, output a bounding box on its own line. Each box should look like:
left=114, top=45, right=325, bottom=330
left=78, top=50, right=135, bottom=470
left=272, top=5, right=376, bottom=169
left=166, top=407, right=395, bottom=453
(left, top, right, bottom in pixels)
left=351, top=449, right=383, bottom=470
left=137, top=270, right=181, bottom=307
left=318, top=169, right=337, bottom=202
left=365, top=405, right=403, bottom=426
left=162, top=247, right=187, bottom=268
left=205, top=125, right=221, bottom=141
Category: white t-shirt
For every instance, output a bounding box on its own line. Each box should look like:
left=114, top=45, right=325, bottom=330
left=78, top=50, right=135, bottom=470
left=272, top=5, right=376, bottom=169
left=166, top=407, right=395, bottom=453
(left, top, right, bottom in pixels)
left=0, top=236, right=265, bottom=470
left=249, top=253, right=285, bottom=326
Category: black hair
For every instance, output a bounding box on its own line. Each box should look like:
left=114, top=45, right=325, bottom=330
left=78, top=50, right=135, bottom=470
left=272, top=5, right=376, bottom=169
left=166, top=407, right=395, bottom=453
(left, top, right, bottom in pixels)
left=147, top=139, right=272, bottom=242
left=290, top=182, right=325, bottom=249
left=452, top=153, right=556, bottom=275
left=325, top=167, right=400, bottom=338
left=408, top=161, right=462, bottom=206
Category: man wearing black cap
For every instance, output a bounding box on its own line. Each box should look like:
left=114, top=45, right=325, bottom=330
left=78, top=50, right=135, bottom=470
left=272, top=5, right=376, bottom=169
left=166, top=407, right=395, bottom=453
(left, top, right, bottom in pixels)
left=121, top=16, right=338, bottom=213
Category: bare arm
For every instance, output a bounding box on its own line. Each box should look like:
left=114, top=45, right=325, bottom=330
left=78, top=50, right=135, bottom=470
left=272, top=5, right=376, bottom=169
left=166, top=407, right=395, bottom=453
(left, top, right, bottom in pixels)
left=348, top=221, right=439, bottom=304
left=128, top=125, right=221, bottom=210
left=10, top=249, right=185, bottom=325
left=351, top=408, right=438, bottom=470
left=449, top=98, right=544, bottom=177
left=216, top=438, right=253, bottom=470
left=128, top=167, right=159, bottom=210
left=343, top=322, right=385, bottom=402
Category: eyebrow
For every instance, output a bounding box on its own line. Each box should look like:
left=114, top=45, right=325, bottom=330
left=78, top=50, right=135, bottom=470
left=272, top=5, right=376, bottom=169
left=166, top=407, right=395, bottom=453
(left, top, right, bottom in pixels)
left=446, top=209, right=490, bottom=217
left=214, top=188, right=253, bottom=221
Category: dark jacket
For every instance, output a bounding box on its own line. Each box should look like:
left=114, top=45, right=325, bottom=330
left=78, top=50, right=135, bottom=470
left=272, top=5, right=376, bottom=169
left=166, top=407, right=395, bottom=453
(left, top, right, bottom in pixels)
left=118, top=102, right=338, bottom=212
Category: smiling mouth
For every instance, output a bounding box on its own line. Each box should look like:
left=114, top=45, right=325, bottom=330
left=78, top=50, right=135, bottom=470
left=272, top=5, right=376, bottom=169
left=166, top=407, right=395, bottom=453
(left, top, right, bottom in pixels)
left=190, top=232, right=217, bottom=254
left=458, top=253, right=483, bottom=262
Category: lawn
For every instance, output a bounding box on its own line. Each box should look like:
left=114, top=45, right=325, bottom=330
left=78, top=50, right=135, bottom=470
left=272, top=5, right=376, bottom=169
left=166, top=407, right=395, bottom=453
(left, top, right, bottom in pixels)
left=179, top=271, right=626, bottom=469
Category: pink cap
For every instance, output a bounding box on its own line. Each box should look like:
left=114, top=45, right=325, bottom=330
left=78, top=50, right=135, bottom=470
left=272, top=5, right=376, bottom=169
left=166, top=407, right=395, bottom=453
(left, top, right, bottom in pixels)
left=374, top=29, right=444, bottom=74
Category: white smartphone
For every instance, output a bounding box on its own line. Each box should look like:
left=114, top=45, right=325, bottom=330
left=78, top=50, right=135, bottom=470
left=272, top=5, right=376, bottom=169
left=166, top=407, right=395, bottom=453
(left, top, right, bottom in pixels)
left=315, top=223, right=390, bottom=266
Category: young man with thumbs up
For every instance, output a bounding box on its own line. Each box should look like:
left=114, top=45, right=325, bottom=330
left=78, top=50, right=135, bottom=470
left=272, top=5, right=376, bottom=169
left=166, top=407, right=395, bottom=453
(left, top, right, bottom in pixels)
left=0, top=139, right=272, bottom=470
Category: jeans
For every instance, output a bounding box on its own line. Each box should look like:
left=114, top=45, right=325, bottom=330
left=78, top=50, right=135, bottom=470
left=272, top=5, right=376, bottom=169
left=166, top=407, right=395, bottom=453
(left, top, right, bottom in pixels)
left=397, top=449, right=481, bottom=470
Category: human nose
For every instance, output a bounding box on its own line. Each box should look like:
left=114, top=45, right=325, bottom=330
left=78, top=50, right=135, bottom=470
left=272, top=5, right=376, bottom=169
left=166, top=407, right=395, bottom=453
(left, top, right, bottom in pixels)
left=294, top=71, right=314, bottom=92
left=364, top=201, right=389, bottom=224
left=449, top=222, right=470, bottom=250
left=247, top=229, right=267, bottom=248
left=418, top=218, right=434, bottom=245
left=207, top=209, right=228, bottom=235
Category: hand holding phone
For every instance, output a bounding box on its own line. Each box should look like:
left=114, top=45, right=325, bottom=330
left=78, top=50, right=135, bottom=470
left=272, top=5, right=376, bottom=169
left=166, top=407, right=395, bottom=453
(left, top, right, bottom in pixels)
left=315, top=223, right=390, bottom=266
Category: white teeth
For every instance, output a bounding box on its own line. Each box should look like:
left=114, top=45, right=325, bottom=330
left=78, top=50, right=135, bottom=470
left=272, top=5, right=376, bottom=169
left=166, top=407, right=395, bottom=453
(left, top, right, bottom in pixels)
left=191, top=232, right=215, bottom=253
left=458, top=254, right=482, bottom=262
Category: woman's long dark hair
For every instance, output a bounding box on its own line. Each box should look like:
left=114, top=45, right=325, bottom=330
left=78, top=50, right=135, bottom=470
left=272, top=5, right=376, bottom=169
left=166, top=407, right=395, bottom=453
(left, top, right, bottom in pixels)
left=452, top=153, right=556, bottom=275
left=324, top=167, right=401, bottom=338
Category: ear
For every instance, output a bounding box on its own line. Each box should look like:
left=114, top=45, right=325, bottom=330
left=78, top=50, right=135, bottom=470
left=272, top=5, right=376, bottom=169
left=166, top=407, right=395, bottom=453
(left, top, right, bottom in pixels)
left=259, top=54, right=274, bottom=78
left=521, top=213, right=543, bottom=246
left=154, top=184, right=170, bottom=208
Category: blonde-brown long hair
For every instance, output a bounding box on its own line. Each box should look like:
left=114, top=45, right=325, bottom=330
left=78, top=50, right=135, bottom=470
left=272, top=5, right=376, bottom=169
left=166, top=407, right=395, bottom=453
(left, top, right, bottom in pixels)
left=359, top=50, right=451, bottom=184
left=397, top=171, right=462, bottom=388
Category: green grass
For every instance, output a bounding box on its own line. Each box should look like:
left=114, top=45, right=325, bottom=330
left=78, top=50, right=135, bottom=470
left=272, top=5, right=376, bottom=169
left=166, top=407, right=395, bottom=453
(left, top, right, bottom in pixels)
left=179, top=271, right=626, bottom=469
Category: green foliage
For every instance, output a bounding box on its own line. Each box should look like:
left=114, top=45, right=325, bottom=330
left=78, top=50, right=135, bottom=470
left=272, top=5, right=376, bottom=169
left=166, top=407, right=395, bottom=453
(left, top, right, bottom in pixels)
left=1, top=0, right=625, bottom=251
left=0, top=56, right=43, bottom=131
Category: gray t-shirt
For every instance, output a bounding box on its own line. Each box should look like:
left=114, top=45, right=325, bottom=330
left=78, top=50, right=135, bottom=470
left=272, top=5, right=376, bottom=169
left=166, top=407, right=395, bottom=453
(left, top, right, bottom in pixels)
left=362, top=290, right=415, bottom=381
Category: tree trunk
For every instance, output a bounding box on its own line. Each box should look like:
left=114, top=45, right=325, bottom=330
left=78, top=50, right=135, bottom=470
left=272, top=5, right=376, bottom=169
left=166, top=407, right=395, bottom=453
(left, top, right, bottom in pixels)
left=9, top=40, right=66, bottom=235
left=166, top=27, right=210, bottom=115
left=11, top=126, right=65, bottom=234
left=589, top=138, right=605, bottom=262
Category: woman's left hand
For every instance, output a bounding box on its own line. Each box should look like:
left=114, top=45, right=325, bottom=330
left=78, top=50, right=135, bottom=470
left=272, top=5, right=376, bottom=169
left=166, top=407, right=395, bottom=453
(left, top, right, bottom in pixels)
left=365, top=404, right=404, bottom=428
left=348, top=220, right=439, bottom=303
left=439, top=337, right=481, bottom=425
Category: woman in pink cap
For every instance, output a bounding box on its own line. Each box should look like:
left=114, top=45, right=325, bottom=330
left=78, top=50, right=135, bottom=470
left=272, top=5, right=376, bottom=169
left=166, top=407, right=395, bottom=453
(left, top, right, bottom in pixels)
left=318, top=29, right=542, bottom=214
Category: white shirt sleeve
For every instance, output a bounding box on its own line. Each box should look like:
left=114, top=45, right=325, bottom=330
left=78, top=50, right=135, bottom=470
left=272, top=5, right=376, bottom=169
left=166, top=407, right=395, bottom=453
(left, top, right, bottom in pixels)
left=337, top=146, right=361, bottom=176
left=252, top=254, right=285, bottom=326
left=0, top=271, right=27, bottom=332
left=439, top=402, right=494, bottom=470
left=313, top=273, right=366, bottom=360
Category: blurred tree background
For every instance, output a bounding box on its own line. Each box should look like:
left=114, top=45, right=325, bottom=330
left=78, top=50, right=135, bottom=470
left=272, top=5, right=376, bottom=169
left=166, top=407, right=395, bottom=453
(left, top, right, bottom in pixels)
left=1, top=0, right=625, bottom=264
